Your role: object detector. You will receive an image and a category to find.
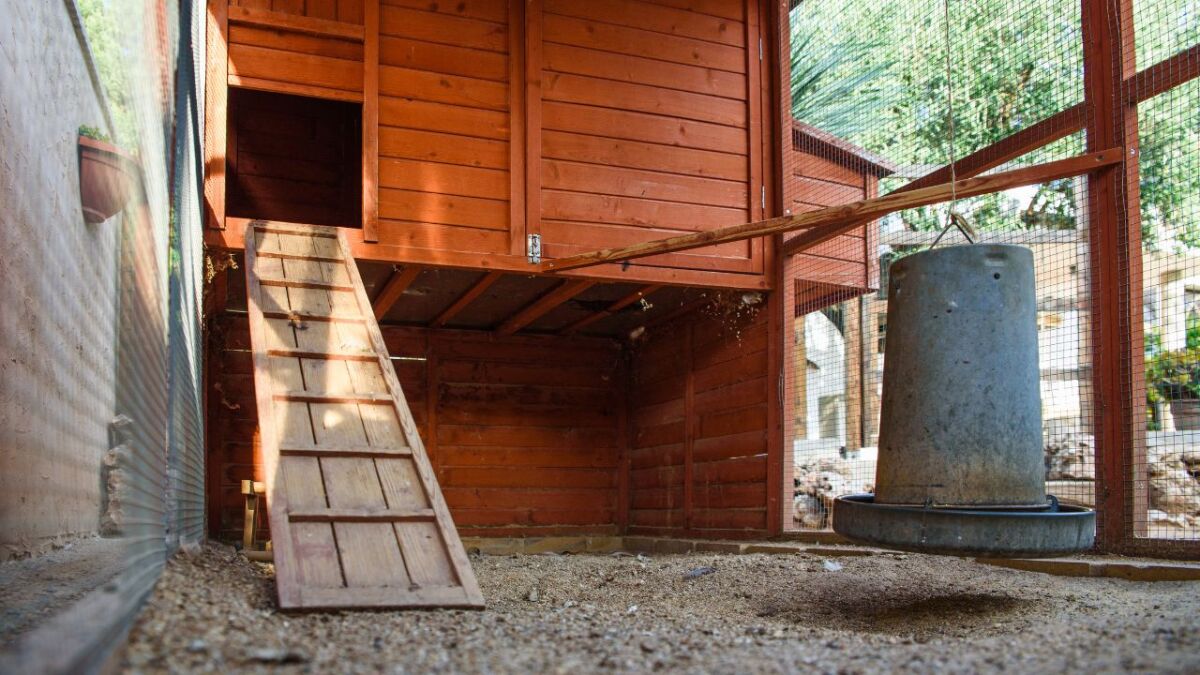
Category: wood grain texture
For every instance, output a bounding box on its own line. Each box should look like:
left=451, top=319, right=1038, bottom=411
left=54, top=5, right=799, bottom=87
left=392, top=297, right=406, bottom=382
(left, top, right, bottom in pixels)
left=244, top=222, right=483, bottom=609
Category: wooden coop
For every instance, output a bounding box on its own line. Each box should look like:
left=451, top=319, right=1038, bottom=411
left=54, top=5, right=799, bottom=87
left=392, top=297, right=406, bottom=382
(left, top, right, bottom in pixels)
left=201, top=0, right=813, bottom=588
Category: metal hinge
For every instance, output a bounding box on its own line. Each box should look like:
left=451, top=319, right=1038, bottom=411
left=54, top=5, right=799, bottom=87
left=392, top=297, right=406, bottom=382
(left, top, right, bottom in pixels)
left=526, top=233, right=542, bottom=264
left=761, top=185, right=766, bottom=210
left=758, top=37, right=763, bottom=61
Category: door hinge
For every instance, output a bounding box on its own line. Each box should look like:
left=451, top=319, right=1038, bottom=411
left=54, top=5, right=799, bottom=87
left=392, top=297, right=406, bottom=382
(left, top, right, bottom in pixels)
left=526, top=233, right=542, bottom=264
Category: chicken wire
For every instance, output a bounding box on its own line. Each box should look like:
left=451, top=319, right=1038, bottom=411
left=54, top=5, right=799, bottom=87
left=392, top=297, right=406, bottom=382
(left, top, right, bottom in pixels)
left=775, top=0, right=1198, bottom=543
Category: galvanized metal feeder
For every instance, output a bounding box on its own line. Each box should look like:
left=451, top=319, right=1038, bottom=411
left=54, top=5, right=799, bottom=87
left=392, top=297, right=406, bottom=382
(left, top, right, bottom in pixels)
left=833, top=244, right=1095, bottom=557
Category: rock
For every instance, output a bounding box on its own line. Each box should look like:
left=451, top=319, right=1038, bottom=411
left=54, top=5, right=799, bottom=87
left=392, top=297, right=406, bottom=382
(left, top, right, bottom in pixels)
left=1044, top=434, right=1096, bottom=480
left=683, top=566, right=716, bottom=580
left=1149, top=467, right=1200, bottom=514
left=186, top=639, right=207, bottom=653
left=247, top=648, right=308, bottom=664
left=527, top=588, right=540, bottom=602
left=822, top=560, right=843, bottom=572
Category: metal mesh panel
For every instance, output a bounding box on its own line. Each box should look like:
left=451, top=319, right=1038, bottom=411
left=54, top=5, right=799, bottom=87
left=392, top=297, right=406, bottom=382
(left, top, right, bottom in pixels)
left=1129, top=0, right=1200, bottom=541
left=779, top=0, right=1099, bottom=533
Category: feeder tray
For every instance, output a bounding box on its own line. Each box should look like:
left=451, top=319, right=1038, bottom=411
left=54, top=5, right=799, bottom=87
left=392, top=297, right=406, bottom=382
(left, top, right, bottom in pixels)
left=833, top=494, right=1095, bottom=558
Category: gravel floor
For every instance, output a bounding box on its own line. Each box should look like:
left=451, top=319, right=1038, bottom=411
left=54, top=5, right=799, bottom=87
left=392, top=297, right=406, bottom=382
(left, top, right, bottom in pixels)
left=121, top=543, right=1200, bottom=674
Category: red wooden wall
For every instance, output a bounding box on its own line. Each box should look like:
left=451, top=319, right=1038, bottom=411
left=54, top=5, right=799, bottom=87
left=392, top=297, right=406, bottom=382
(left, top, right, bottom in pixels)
left=627, top=306, right=773, bottom=539
left=535, top=0, right=762, bottom=275
left=207, top=316, right=625, bottom=540
left=205, top=0, right=779, bottom=290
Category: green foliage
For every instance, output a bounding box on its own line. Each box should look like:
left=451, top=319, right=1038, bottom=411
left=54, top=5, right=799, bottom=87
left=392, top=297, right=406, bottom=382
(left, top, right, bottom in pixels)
left=1145, top=315, right=1200, bottom=403
left=77, top=0, right=137, bottom=147
left=789, top=0, right=1198, bottom=248
left=77, top=124, right=111, bottom=142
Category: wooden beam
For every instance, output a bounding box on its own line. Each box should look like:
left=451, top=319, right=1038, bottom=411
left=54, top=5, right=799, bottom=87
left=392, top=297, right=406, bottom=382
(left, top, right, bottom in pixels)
left=371, top=265, right=422, bottom=319
left=559, top=285, right=661, bottom=336
left=1083, top=0, right=1146, bottom=549
left=361, top=0, right=380, bottom=241
left=430, top=271, right=502, bottom=328
left=1125, top=42, right=1200, bottom=104
left=496, top=279, right=597, bottom=336
left=226, top=6, right=365, bottom=41
left=203, top=0, right=228, bottom=229
left=543, top=149, right=1124, bottom=272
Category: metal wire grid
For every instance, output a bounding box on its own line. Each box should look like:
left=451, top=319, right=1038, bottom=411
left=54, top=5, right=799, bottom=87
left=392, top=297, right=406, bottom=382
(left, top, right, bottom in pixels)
left=1127, top=0, right=1200, bottom=541
left=779, top=0, right=1100, bottom=531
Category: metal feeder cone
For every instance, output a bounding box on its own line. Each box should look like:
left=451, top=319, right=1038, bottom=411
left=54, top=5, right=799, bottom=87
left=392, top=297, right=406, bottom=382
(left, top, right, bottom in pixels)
left=833, top=244, right=1095, bottom=557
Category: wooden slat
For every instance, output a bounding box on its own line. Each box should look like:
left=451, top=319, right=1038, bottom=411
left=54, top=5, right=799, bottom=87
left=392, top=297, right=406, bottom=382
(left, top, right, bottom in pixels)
left=244, top=222, right=483, bottom=610
left=495, top=279, right=597, bottom=335
left=204, top=0, right=228, bottom=229
left=288, top=508, right=437, bottom=522
left=273, top=390, right=393, bottom=404
left=228, top=5, right=366, bottom=41
left=281, top=444, right=412, bottom=457
left=544, top=148, right=1125, bottom=271
left=372, top=265, right=423, bottom=318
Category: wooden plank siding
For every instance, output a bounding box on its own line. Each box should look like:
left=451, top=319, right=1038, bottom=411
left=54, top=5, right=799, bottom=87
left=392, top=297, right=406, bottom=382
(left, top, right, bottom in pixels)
left=535, top=0, right=761, bottom=274
left=205, top=0, right=780, bottom=290
left=208, top=316, right=625, bottom=540
left=627, top=306, right=773, bottom=539
left=374, top=0, right=515, bottom=256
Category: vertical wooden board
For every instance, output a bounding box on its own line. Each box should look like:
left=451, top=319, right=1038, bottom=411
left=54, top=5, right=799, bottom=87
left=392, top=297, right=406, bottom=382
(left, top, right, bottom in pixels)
left=396, top=522, right=457, bottom=586
left=281, top=258, right=330, bottom=284
left=301, top=357, right=357, bottom=394
left=311, top=402, right=370, bottom=447
left=276, top=400, right=316, bottom=447
left=269, top=357, right=306, bottom=393
left=277, top=233, right=318, bottom=256
left=280, top=457, right=345, bottom=588
left=255, top=253, right=285, bottom=279
left=327, top=289, right=361, bottom=316
left=203, top=0, right=228, bottom=229
left=263, top=317, right=299, bottom=350
left=323, top=455, right=412, bottom=588
left=335, top=522, right=411, bottom=587
left=311, top=234, right=341, bottom=258
left=360, top=403, right=407, bottom=447
left=377, top=458, right=429, bottom=508
left=291, top=523, right=345, bottom=588
left=362, top=0, right=381, bottom=241
left=260, top=285, right=293, bottom=313
left=286, top=287, right=334, bottom=316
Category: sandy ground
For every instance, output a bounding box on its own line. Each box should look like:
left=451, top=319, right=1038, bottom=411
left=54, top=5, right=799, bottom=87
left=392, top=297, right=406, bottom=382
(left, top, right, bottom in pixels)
left=120, top=543, right=1200, bottom=674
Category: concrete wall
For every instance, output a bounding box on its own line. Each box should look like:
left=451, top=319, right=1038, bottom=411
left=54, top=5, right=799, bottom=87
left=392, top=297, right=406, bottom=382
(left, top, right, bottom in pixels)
left=0, top=0, right=119, bottom=558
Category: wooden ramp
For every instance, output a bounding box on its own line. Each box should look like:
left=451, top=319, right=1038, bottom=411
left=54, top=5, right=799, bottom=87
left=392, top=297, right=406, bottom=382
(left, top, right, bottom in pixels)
left=243, top=222, right=483, bottom=610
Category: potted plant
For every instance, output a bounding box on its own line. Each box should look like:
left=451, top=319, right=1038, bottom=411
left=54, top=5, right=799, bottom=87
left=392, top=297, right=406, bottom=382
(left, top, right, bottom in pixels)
left=1147, top=342, right=1200, bottom=431
left=77, top=125, right=134, bottom=223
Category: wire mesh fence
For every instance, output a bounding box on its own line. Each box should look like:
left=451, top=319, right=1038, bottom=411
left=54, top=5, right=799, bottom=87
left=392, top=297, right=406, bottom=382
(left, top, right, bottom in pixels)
left=778, top=0, right=1199, bottom=547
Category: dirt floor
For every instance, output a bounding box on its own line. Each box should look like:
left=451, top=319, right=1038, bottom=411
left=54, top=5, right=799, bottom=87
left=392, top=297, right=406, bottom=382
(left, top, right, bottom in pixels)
left=120, top=543, right=1200, bottom=674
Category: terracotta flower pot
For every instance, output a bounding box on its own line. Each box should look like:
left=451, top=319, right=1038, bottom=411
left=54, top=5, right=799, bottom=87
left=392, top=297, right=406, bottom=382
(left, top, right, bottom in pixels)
left=78, top=135, right=134, bottom=223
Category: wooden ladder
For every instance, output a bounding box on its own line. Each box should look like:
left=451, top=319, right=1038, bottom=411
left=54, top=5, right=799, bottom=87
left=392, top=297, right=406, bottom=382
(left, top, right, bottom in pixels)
left=244, top=222, right=483, bottom=610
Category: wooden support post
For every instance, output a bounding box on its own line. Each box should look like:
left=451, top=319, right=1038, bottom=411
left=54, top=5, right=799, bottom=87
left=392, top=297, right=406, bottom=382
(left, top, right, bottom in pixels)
left=203, top=0, right=228, bottom=229
left=543, top=149, right=1123, bottom=272
left=361, top=0, right=380, bottom=241
left=430, top=271, right=502, bottom=328
left=371, top=265, right=422, bottom=319
left=559, top=285, right=661, bottom=336
left=495, top=279, right=596, bottom=336
left=1082, top=0, right=1145, bottom=548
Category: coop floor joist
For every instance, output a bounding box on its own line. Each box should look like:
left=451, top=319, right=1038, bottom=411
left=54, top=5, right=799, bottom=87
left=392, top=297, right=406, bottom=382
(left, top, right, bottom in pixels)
left=243, top=222, right=483, bottom=610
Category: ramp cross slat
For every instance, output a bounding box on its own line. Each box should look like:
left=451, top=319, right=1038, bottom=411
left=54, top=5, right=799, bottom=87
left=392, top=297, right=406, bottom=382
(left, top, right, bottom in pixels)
left=244, top=222, right=484, bottom=611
